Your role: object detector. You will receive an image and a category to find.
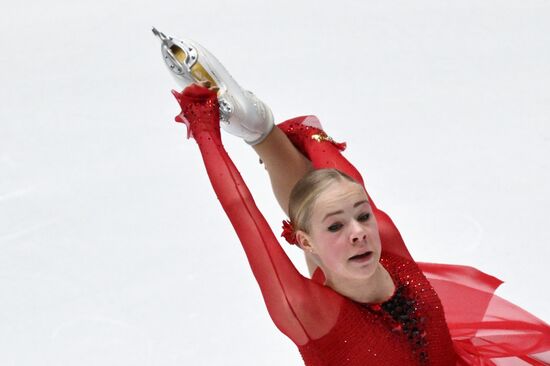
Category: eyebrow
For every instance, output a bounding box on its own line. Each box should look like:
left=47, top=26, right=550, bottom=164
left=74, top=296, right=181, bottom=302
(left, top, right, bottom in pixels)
left=322, top=200, right=369, bottom=222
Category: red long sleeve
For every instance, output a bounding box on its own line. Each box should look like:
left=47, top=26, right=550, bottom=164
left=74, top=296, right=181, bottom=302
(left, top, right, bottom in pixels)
left=173, top=86, right=343, bottom=346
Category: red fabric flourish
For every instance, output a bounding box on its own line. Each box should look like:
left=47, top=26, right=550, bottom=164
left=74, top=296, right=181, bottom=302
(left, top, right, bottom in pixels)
left=418, top=262, right=550, bottom=365
left=281, top=220, right=298, bottom=245
left=171, top=84, right=220, bottom=140
left=332, top=140, right=347, bottom=151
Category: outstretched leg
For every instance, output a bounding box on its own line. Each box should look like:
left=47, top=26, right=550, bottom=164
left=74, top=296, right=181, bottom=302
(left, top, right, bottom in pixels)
left=252, top=126, right=313, bottom=215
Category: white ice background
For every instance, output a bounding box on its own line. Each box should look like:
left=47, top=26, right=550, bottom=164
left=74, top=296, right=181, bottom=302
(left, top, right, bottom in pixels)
left=1, top=0, right=549, bottom=365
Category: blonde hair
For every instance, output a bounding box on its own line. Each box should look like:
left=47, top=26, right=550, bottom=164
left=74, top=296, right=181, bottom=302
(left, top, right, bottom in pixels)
left=288, top=169, right=361, bottom=233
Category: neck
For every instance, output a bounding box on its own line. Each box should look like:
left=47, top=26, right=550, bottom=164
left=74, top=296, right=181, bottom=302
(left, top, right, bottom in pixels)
left=325, top=262, right=395, bottom=304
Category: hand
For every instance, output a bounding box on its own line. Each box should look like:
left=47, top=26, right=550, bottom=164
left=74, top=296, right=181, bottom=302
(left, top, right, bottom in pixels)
left=172, top=81, right=221, bottom=140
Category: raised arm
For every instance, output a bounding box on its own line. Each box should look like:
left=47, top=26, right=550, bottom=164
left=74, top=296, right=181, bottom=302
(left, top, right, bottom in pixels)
left=172, top=85, right=342, bottom=345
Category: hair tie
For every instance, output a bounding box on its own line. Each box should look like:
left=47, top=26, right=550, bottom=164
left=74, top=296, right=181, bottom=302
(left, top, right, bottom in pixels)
left=281, top=220, right=298, bottom=245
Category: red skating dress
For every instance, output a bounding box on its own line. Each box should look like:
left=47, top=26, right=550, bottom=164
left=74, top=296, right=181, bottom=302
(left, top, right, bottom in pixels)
left=172, top=85, right=550, bottom=366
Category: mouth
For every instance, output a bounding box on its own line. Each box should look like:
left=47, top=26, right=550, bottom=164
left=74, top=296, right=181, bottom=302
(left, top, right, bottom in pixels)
left=348, top=250, right=374, bottom=263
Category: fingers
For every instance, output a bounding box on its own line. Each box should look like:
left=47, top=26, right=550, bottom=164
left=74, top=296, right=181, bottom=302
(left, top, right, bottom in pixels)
left=198, top=80, right=211, bottom=88
left=173, top=81, right=219, bottom=102
left=197, top=79, right=220, bottom=92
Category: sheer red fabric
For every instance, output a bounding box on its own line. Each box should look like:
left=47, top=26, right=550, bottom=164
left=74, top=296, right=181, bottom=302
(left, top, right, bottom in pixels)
left=172, top=85, right=550, bottom=365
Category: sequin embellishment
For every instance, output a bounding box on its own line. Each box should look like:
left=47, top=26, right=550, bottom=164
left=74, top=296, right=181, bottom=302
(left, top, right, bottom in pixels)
left=362, top=286, right=429, bottom=365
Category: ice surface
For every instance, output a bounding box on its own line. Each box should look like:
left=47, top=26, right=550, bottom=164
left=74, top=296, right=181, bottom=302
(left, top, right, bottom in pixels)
left=1, top=0, right=549, bottom=365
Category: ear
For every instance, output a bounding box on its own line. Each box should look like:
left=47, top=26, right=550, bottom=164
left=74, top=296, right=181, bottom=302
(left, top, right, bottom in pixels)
left=295, top=230, right=314, bottom=253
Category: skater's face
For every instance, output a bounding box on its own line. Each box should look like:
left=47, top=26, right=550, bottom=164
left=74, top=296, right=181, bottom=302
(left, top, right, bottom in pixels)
left=296, top=180, right=382, bottom=282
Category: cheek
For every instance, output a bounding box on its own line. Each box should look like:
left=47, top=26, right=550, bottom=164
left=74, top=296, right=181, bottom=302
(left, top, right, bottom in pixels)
left=315, top=232, right=349, bottom=261
left=368, top=227, right=382, bottom=250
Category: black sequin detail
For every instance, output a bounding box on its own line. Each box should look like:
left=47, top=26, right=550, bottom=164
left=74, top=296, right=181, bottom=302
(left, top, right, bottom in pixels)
left=362, top=286, right=429, bottom=365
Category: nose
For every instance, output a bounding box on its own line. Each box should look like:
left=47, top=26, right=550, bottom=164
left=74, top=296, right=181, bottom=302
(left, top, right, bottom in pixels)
left=350, top=221, right=367, bottom=244
left=352, top=234, right=367, bottom=244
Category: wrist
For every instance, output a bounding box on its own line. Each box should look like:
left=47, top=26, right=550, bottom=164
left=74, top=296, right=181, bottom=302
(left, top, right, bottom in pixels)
left=172, top=84, right=221, bottom=141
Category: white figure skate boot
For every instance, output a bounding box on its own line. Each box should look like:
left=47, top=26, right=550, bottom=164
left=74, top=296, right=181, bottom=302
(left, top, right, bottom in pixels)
left=152, top=27, right=274, bottom=145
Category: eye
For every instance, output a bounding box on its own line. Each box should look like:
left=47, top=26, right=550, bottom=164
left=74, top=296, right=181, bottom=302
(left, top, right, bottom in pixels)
left=327, top=223, right=343, bottom=232
left=357, top=213, right=370, bottom=222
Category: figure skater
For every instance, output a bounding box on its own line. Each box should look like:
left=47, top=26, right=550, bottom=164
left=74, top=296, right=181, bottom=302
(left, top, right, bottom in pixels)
left=154, top=28, right=550, bottom=365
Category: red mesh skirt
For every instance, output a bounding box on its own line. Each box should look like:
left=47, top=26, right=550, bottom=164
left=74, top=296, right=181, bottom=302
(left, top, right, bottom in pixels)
left=419, top=262, right=550, bottom=365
